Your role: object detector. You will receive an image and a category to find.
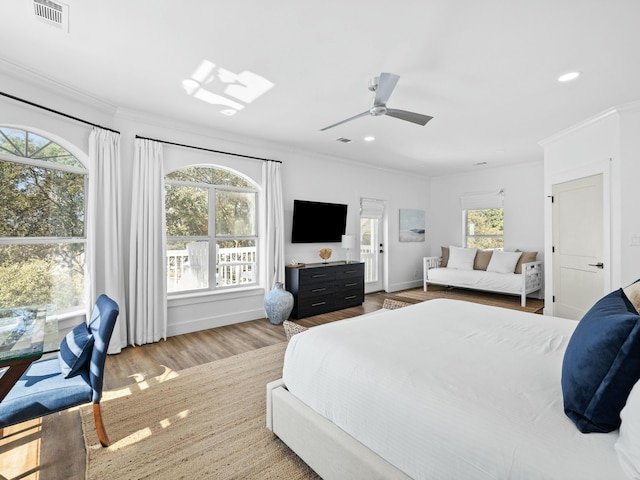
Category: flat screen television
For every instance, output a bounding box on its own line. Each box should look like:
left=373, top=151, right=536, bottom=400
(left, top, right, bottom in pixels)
left=291, top=200, right=348, bottom=243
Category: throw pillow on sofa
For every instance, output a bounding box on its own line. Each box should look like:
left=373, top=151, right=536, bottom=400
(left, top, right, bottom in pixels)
left=514, top=250, right=538, bottom=274
left=474, top=250, right=493, bottom=270
left=446, top=246, right=477, bottom=270
left=486, top=250, right=522, bottom=274
left=440, top=246, right=450, bottom=267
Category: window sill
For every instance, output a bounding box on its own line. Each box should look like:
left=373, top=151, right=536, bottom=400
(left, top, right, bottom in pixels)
left=168, top=285, right=266, bottom=307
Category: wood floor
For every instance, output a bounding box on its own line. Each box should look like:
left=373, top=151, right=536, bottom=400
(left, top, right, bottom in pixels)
left=0, top=287, right=542, bottom=480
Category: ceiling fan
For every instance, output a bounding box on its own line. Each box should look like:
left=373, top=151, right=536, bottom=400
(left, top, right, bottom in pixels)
left=320, top=72, right=433, bottom=131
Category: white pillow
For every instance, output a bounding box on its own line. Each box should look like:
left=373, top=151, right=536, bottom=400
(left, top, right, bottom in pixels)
left=486, top=250, right=522, bottom=274
left=616, top=381, right=640, bottom=479
left=446, top=246, right=477, bottom=270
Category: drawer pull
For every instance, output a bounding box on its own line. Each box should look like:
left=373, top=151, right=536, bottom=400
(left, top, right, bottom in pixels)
left=344, top=295, right=357, bottom=300
left=345, top=283, right=358, bottom=287
left=311, top=274, right=327, bottom=278
left=312, top=301, right=327, bottom=307
left=311, top=288, right=326, bottom=293
left=345, top=270, right=357, bottom=274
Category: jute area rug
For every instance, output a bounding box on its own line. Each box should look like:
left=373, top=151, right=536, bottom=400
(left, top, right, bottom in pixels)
left=80, top=342, right=320, bottom=480
left=390, top=286, right=544, bottom=314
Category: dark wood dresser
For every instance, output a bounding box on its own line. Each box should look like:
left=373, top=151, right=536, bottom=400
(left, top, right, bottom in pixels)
left=285, top=262, right=365, bottom=319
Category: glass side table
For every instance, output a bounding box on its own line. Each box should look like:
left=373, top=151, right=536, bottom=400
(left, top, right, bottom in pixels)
left=0, top=305, right=59, bottom=402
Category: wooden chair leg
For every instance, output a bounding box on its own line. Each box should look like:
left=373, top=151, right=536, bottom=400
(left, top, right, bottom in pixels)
left=93, top=403, right=110, bottom=447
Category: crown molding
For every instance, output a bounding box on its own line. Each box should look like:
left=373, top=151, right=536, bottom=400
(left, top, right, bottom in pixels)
left=539, top=100, right=640, bottom=147
left=0, top=56, right=118, bottom=115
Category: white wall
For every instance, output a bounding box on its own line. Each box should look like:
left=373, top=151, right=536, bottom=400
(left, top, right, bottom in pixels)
left=0, top=69, right=431, bottom=339
left=540, top=101, right=640, bottom=315
left=428, top=161, right=545, bottom=263
left=281, top=157, right=431, bottom=292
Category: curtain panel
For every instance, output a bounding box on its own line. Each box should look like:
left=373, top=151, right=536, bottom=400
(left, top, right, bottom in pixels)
left=263, top=161, right=285, bottom=288
left=128, top=138, right=167, bottom=345
left=87, top=127, right=127, bottom=354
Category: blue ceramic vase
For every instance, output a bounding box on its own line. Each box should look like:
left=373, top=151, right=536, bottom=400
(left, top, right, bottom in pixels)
left=264, top=282, right=294, bottom=325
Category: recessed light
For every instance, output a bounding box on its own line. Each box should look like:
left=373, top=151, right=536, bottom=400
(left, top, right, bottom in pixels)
left=364, top=136, right=375, bottom=142
left=558, top=71, right=581, bottom=82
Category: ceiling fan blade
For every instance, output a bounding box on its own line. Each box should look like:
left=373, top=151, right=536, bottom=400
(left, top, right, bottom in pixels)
left=385, top=108, right=433, bottom=126
left=320, top=111, right=370, bottom=131
left=373, top=72, right=400, bottom=106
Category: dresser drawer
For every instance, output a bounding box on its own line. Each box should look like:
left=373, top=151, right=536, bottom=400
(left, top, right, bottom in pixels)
left=298, top=283, right=334, bottom=299
left=297, top=294, right=335, bottom=317
left=298, top=268, right=336, bottom=285
left=334, top=264, right=364, bottom=280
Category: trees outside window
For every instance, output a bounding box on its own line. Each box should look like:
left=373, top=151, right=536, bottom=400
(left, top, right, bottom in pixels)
left=464, top=208, right=504, bottom=249
left=0, top=127, right=86, bottom=312
left=165, top=166, right=258, bottom=293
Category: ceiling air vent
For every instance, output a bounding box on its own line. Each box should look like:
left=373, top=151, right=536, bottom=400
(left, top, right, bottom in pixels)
left=336, top=137, right=352, bottom=143
left=33, top=0, right=69, bottom=32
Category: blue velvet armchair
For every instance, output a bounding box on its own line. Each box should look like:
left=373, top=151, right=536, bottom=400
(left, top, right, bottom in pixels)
left=0, top=294, right=119, bottom=447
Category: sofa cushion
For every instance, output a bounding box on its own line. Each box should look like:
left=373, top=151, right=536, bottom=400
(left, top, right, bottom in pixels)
left=514, top=250, right=538, bottom=274
left=486, top=250, right=522, bottom=274
left=474, top=250, right=493, bottom=270
left=561, top=288, right=640, bottom=433
left=441, top=246, right=449, bottom=267
left=447, top=246, right=477, bottom=270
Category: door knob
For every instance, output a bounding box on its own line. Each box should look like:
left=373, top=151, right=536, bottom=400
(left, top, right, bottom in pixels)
left=588, top=262, right=604, bottom=269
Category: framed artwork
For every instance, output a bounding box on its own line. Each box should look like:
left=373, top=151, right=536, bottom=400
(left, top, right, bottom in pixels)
left=399, top=208, right=425, bottom=242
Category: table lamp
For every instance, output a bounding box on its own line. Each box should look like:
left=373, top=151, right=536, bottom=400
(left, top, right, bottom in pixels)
left=341, top=235, right=356, bottom=263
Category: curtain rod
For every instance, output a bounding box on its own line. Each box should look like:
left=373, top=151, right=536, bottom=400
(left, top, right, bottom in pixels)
left=0, top=91, right=120, bottom=134
left=135, top=135, right=282, bottom=163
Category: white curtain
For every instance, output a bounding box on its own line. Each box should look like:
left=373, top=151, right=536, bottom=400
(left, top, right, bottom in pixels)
left=87, top=127, right=127, bottom=354
left=263, top=161, right=285, bottom=288
left=128, top=138, right=167, bottom=345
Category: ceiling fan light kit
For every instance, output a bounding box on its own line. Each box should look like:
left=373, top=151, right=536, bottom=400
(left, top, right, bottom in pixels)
left=321, top=72, right=433, bottom=131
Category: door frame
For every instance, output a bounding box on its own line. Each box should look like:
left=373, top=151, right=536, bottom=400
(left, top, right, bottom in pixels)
left=545, top=159, right=613, bottom=316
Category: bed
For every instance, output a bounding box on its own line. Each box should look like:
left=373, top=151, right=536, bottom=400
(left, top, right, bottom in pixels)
left=266, top=298, right=640, bottom=480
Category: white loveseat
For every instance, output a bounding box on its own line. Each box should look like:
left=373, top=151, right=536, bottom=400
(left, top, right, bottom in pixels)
left=423, top=246, right=542, bottom=307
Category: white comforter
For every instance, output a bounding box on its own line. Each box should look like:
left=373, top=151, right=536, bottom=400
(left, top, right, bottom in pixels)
left=283, top=299, right=627, bottom=480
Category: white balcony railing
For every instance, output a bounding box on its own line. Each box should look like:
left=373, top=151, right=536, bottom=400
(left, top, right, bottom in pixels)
left=167, top=245, right=256, bottom=293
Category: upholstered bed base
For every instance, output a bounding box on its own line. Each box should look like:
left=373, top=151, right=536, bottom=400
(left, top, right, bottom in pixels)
left=266, top=379, right=411, bottom=480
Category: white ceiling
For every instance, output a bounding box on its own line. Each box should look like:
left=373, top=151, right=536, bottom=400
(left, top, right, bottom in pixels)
left=1, top=0, right=639, bottom=177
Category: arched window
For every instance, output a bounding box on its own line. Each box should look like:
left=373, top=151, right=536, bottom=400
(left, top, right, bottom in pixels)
left=165, top=165, right=258, bottom=293
left=0, top=127, right=87, bottom=312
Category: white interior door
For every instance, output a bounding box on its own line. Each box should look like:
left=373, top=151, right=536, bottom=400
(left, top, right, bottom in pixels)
left=552, top=174, right=604, bottom=319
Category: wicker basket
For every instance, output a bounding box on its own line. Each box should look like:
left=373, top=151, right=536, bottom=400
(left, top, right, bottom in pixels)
left=382, top=299, right=412, bottom=310
left=283, top=320, right=309, bottom=340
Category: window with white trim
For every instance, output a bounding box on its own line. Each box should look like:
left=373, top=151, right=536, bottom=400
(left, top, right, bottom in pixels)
left=0, top=127, right=87, bottom=312
left=464, top=208, right=504, bottom=249
left=461, top=189, right=505, bottom=250
left=165, top=166, right=258, bottom=293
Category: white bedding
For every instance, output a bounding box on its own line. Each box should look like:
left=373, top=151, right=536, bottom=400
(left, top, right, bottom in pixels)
left=282, top=299, right=627, bottom=480
left=427, top=267, right=523, bottom=293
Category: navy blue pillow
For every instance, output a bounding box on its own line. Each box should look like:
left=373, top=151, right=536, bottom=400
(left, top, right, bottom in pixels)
left=561, top=288, right=640, bottom=433
left=58, top=322, right=94, bottom=378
